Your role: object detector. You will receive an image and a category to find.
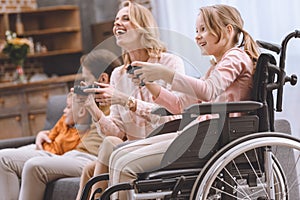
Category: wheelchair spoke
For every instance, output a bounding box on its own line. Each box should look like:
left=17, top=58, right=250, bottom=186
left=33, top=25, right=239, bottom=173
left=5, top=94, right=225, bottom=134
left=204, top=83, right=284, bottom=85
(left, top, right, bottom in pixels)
left=214, top=173, right=241, bottom=196
left=285, top=149, right=300, bottom=180
left=253, top=148, right=263, bottom=174
left=282, top=148, right=300, bottom=198
left=209, top=186, right=243, bottom=200
left=244, top=150, right=268, bottom=195
left=232, top=160, right=243, bottom=180
left=273, top=144, right=300, bottom=199
left=223, top=166, right=249, bottom=197
left=287, top=175, right=300, bottom=196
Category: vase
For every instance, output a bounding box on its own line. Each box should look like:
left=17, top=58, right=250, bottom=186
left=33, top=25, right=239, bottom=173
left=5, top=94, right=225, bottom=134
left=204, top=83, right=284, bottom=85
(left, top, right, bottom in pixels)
left=14, top=65, right=27, bottom=84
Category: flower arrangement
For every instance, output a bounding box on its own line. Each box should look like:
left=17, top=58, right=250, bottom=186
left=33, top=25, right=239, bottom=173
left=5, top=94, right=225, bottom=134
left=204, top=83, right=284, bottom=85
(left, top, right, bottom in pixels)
left=2, top=30, right=33, bottom=66
left=2, top=31, right=33, bottom=83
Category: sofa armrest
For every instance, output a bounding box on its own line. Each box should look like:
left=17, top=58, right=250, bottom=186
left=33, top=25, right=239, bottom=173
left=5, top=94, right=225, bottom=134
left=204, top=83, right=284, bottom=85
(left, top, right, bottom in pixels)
left=0, top=136, right=36, bottom=150
left=274, top=119, right=291, bottom=134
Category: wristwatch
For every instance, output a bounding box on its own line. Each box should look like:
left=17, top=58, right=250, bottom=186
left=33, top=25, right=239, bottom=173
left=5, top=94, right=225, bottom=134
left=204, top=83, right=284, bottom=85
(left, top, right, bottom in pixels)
left=126, top=96, right=137, bottom=111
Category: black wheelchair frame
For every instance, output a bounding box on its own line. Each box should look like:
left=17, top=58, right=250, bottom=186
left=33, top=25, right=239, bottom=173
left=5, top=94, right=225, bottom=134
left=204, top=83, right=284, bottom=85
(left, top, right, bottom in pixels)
left=80, top=30, right=300, bottom=200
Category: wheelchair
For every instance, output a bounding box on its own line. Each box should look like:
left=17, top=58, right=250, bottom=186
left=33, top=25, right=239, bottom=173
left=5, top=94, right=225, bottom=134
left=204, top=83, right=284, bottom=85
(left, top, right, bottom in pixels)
left=80, top=30, right=300, bottom=200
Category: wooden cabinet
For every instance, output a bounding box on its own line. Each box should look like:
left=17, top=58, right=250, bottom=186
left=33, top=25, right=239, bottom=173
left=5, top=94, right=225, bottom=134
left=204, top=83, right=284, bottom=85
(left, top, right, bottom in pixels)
left=0, top=74, right=76, bottom=139
left=0, top=5, right=81, bottom=139
left=0, top=5, right=83, bottom=78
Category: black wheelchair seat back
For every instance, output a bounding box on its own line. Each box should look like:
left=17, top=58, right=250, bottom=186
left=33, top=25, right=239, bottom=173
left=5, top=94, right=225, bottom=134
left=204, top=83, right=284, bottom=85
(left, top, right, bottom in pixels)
left=251, top=53, right=277, bottom=132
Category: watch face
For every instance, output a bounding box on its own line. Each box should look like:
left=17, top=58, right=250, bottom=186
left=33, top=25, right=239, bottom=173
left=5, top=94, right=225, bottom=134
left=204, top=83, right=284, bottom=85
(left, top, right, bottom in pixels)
left=126, top=97, right=136, bottom=110
left=128, top=100, right=134, bottom=108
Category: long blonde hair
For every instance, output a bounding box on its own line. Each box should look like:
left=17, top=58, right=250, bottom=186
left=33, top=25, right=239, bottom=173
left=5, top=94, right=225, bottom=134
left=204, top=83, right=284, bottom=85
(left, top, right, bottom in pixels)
left=119, top=1, right=166, bottom=66
left=200, top=4, right=260, bottom=66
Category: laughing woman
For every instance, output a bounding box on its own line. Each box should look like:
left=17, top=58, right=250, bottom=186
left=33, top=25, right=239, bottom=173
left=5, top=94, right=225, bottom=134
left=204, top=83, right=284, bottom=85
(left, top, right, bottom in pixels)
left=75, top=1, right=189, bottom=199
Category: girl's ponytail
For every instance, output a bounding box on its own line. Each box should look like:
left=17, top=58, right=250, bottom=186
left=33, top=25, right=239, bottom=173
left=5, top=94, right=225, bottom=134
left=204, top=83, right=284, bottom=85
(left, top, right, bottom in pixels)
left=239, top=29, right=260, bottom=64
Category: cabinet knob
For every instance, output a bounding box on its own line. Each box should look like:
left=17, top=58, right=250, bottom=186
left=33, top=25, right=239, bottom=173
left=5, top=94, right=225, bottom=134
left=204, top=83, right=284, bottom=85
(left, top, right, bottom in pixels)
left=15, top=116, right=21, bottom=121
left=0, top=98, right=4, bottom=105
left=29, top=114, right=35, bottom=120
left=43, top=93, right=49, bottom=99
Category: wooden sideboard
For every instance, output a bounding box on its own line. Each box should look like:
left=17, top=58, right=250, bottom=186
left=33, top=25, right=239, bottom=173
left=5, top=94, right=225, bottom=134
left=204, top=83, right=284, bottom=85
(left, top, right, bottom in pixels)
left=0, top=74, right=78, bottom=139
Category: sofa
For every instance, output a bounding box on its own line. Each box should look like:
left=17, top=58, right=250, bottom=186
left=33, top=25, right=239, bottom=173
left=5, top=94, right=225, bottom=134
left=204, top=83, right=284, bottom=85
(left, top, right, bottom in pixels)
left=0, top=94, right=81, bottom=200
left=0, top=94, right=297, bottom=199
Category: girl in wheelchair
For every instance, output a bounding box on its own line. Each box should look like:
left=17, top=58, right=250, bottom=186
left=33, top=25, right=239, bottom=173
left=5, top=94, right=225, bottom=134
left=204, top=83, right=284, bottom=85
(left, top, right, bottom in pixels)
left=108, top=4, right=260, bottom=199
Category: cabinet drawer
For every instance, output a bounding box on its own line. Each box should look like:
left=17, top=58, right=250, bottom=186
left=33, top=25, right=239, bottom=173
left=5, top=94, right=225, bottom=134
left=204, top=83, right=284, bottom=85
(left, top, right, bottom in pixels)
left=28, top=112, right=46, bottom=135
left=26, top=84, right=68, bottom=109
left=0, top=115, right=23, bottom=139
left=0, top=93, right=22, bottom=111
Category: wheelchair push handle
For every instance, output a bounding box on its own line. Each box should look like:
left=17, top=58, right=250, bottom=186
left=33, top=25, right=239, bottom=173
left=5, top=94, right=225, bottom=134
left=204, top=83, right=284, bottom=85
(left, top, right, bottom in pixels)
left=277, top=30, right=299, bottom=111
left=256, top=30, right=300, bottom=55
left=280, top=30, right=300, bottom=70
left=256, top=40, right=281, bottom=54
left=257, top=30, right=299, bottom=112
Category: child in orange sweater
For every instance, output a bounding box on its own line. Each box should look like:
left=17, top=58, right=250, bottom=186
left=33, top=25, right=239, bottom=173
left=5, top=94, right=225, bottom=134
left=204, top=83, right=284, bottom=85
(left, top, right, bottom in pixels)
left=37, top=92, right=83, bottom=155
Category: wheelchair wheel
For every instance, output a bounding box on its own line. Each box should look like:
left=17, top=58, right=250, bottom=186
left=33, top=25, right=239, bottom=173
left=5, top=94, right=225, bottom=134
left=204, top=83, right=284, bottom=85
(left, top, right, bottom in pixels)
left=191, top=132, right=300, bottom=200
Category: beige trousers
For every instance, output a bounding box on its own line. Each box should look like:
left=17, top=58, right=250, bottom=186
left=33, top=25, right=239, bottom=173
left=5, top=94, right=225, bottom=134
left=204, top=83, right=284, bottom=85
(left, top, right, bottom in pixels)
left=109, top=132, right=178, bottom=199
left=0, top=144, right=96, bottom=200
left=76, top=136, right=124, bottom=200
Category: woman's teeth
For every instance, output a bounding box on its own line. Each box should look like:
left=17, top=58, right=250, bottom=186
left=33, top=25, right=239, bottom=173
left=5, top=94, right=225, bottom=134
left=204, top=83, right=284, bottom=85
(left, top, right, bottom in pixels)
left=116, top=30, right=126, bottom=35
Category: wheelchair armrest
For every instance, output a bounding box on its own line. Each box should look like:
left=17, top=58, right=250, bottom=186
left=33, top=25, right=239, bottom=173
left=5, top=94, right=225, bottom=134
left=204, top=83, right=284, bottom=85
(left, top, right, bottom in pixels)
left=0, top=136, right=36, bottom=150
left=101, top=182, right=134, bottom=200
left=152, top=101, right=262, bottom=117
left=138, top=168, right=201, bottom=180
left=183, top=101, right=263, bottom=116
left=80, top=173, right=109, bottom=200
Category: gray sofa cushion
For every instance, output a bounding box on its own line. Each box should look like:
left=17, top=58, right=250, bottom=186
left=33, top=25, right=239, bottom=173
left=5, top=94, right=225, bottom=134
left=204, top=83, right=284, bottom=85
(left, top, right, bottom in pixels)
left=44, top=94, right=67, bottom=130
left=44, top=177, right=80, bottom=200
left=274, top=118, right=291, bottom=133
